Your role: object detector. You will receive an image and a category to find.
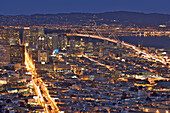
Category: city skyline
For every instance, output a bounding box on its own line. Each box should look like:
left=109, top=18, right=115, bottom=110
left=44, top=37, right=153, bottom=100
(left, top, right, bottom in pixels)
left=0, top=0, right=170, bottom=15
left=0, top=1, right=170, bottom=113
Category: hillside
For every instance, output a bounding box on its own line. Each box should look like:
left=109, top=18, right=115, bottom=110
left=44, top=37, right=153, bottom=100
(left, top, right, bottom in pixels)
left=0, top=11, right=170, bottom=26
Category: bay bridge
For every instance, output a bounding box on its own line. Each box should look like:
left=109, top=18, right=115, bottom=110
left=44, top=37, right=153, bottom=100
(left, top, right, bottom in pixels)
left=66, top=28, right=169, bottom=66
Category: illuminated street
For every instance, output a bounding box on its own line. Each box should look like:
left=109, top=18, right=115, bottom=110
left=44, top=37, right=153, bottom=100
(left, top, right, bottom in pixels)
left=25, top=49, right=60, bottom=113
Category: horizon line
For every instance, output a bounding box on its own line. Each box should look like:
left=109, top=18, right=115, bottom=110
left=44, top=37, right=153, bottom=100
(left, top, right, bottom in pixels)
left=1, top=11, right=170, bottom=16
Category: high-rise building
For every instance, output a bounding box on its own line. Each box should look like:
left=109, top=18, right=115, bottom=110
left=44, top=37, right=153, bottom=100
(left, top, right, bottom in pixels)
left=0, top=42, right=10, bottom=67
left=47, top=33, right=59, bottom=50
left=38, top=27, right=44, bottom=36
left=38, top=50, right=49, bottom=63
left=23, top=27, right=38, bottom=47
left=51, top=33, right=59, bottom=50
left=57, top=34, right=68, bottom=50
left=50, top=34, right=68, bottom=50
left=87, top=41, right=93, bottom=52
left=30, top=28, right=38, bottom=47
left=23, top=27, right=31, bottom=46
left=0, top=27, right=9, bottom=43
left=79, top=38, right=85, bottom=53
left=10, top=45, right=25, bottom=64
left=37, top=34, right=49, bottom=50
left=0, top=27, right=20, bottom=45
left=49, top=55, right=58, bottom=63
left=69, top=39, right=76, bottom=50
left=63, top=35, right=68, bottom=49
left=8, top=28, right=20, bottom=45
left=31, top=50, right=38, bottom=62
left=46, top=34, right=53, bottom=50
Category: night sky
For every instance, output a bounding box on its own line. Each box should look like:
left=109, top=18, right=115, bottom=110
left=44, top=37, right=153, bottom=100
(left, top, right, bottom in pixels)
left=0, top=0, right=170, bottom=15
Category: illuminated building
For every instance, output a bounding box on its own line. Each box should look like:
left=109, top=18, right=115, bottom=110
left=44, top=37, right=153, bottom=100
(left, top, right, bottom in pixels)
left=99, top=49, right=103, bottom=57
left=23, top=27, right=31, bottom=45
left=8, top=37, right=17, bottom=45
left=50, top=33, right=59, bottom=50
left=0, top=42, right=10, bottom=67
left=62, top=35, right=68, bottom=49
left=75, top=40, right=80, bottom=50
left=69, top=39, right=76, bottom=50
left=38, top=50, right=49, bottom=63
left=8, top=28, right=20, bottom=45
left=57, top=35, right=67, bottom=50
left=37, top=34, right=49, bottom=50
left=38, top=27, right=44, bottom=36
left=0, top=27, right=20, bottom=45
left=23, top=27, right=38, bottom=47
left=54, top=61, right=71, bottom=72
left=49, top=55, right=58, bottom=63
left=10, top=45, right=25, bottom=64
left=46, top=34, right=53, bottom=50
left=35, top=62, right=53, bottom=72
left=79, top=38, right=85, bottom=53
left=0, top=78, right=7, bottom=85
left=52, top=34, right=68, bottom=50
left=31, top=50, right=38, bottom=62
left=87, top=41, right=93, bottom=52
left=94, top=42, right=103, bottom=51
left=103, top=45, right=111, bottom=56
left=0, top=27, right=9, bottom=43
left=29, top=28, right=38, bottom=47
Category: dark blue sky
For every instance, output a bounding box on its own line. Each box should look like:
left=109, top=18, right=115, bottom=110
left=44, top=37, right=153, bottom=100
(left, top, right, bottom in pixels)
left=0, top=0, right=170, bottom=15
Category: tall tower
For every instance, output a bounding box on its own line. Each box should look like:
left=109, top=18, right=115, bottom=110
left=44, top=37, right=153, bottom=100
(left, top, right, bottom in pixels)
left=23, top=27, right=31, bottom=46
left=51, top=33, right=59, bottom=50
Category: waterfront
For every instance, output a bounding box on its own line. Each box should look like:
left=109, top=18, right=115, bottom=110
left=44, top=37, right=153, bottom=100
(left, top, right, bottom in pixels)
left=119, top=36, right=170, bottom=49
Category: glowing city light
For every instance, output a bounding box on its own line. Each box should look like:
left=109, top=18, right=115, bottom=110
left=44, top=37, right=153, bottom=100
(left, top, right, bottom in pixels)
left=145, top=108, right=149, bottom=112
left=166, top=110, right=169, bottom=113
left=25, top=49, right=60, bottom=113
left=156, top=109, right=160, bottom=113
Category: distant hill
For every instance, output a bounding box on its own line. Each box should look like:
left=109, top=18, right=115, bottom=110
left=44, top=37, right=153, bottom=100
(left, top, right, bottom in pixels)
left=0, top=11, right=170, bottom=26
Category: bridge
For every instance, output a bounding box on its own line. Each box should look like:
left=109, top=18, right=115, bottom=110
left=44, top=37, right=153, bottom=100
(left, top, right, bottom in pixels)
left=25, top=49, right=60, bottom=113
left=66, top=32, right=169, bottom=66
